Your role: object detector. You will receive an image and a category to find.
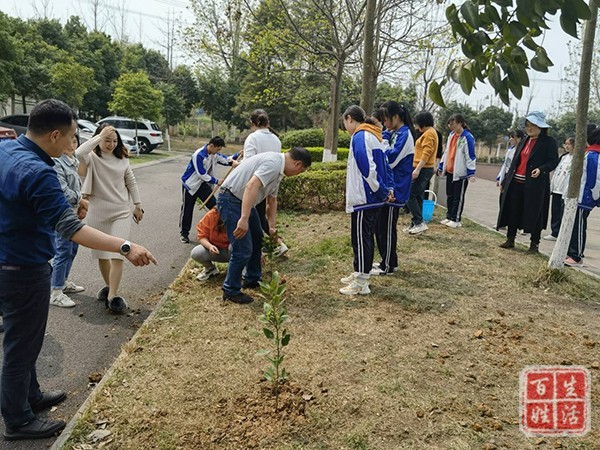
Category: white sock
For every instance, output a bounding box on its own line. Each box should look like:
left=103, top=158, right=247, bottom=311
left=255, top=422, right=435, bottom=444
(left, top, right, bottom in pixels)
left=51, top=288, right=62, bottom=298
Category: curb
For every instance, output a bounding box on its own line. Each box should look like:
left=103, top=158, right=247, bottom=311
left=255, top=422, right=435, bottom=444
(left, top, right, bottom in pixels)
left=51, top=263, right=189, bottom=450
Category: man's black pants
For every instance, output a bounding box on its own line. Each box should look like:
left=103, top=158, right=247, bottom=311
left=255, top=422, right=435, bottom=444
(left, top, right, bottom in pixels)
left=0, top=264, right=50, bottom=428
left=179, top=184, right=216, bottom=239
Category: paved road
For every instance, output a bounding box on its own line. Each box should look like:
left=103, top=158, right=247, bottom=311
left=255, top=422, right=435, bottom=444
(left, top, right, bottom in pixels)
left=438, top=163, right=600, bottom=278
left=0, top=156, right=194, bottom=449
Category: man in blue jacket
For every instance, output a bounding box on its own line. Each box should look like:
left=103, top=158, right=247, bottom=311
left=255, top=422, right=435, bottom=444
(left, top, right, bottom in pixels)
left=179, top=136, right=234, bottom=243
left=0, top=99, right=157, bottom=440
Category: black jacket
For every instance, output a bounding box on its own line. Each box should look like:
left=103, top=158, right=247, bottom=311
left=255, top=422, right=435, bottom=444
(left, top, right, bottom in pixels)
left=497, top=134, right=559, bottom=232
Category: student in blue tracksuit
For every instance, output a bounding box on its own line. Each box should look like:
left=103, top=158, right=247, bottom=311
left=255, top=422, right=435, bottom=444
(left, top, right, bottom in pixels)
left=565, top=127, right=600, bottom=267
left=372, top=101, right=416, bottom=275
left=179, top=136, right=235, bottom=243
left=340, top=105, right=392, bottom=296
left=438, top=113, right=477, bottom=228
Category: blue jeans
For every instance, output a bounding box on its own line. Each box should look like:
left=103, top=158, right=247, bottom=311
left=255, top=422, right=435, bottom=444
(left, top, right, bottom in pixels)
left=0, top=264, right=50, bottom=427
left=51, top=234, right=79, bottom=289
left=217, top=191, right=263, bottom=296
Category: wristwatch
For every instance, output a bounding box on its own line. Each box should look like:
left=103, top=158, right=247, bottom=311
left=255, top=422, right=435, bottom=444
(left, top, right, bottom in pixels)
left=120, top=240, right=132, bottom=256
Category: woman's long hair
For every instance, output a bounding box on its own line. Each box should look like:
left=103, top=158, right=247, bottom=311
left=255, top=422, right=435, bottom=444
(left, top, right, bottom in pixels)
left=93, top=122, right=129, bottom=159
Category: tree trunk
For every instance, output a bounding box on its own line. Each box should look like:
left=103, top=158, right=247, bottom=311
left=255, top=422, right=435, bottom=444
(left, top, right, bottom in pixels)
left=323, top=59, right=344, bottom=162
left=22, top=95, right=27, bottom=113
left=549, top=1, right=597, bottom=269
left=360, top=0, right=377, bottom=114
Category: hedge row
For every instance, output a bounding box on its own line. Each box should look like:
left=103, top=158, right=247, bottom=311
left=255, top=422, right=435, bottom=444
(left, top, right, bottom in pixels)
left=278, top=170, right=346, bottom=211
left=300, top=147, right=349, bottom=163
left=281, top=128, right=351, bottom=148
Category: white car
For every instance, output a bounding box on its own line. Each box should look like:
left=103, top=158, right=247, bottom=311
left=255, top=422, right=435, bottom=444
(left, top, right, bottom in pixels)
left=97, top=116, right=163, bottom=153
left=77, top=119, right=138, bottom=154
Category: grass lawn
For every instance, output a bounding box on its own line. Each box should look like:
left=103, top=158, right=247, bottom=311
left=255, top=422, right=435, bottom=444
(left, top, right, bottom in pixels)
left=63, top=210, right=600, bottom=450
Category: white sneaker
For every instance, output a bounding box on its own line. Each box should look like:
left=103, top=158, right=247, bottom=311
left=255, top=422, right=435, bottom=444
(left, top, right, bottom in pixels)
left=409, top=222, right=428, bottom=234
left=274, top=242, right=289, bottom=257
left=543, top=234, right=557, bottom=241
left=370, top=264, right=397, bottom=275
left=196, top=265, right=219, bottom=281
left=339, top=279, right=370, bottom=295
left=440, top=219, right=451, bottom=225
left=340, top=272, right=358, bottom=284
left=445, top=221, right=462, bottom=228
left=63, top=281, right=85, bottom=294
left=403, top=225, right=414, bottom=233
left=50, top=292, right=76, bottom=308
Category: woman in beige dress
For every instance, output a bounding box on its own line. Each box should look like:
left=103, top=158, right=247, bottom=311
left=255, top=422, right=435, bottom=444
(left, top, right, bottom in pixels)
left=76, top=124, right=144, bottom=313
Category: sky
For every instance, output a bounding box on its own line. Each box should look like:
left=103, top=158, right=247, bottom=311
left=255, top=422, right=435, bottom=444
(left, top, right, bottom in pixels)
left=5, top=0, right=580, bottom=119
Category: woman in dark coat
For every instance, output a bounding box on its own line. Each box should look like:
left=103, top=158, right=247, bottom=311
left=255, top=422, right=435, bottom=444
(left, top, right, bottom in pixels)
left=497, top=111, right=559, bottom=253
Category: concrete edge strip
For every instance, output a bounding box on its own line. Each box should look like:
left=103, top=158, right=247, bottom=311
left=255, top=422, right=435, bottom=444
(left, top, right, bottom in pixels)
left=51, top=262, right=190, bottom=450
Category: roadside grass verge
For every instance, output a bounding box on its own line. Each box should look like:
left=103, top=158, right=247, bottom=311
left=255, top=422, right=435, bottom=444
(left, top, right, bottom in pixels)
left=62, top=210, right=600, bottom=449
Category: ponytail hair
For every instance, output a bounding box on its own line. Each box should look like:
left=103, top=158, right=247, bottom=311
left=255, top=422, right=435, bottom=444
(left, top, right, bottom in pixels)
left=381, top=100, right=417, bottom=140
left=250, top=109, right=270, bottom=128
left=448, top=113, right=470, bottom=131
left=343, top=105, right=366, bottom=123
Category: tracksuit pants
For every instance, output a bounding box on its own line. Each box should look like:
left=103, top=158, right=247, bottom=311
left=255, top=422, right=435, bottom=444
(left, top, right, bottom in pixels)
left=351, top=208, right=377, bottom=275
left=445, top=175, right=469, bottom=222
left=179, top=183, right=215, bottom=239
left=549, top=193, right=564, bottom=237
left=567, top=207, right=591, bottom=262
left=375, top=205, right=399, bottom=272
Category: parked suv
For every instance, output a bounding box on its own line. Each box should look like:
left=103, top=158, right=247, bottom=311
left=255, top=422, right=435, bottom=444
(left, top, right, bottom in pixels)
left=97, top=116, right=163, bottom=153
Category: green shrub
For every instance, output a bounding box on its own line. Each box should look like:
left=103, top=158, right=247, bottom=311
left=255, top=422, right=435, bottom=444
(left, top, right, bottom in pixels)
left=309, top=161, right=348, bottom=171
left=281, top=128, right=351, bottom=148
left=301, top=147, right=349, bottom=163
left=278, top=170, right=346, bottom=211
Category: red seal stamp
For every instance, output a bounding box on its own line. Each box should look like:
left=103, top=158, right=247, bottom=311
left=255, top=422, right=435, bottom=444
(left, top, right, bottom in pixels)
left=520, top=366, right=591, bottom=437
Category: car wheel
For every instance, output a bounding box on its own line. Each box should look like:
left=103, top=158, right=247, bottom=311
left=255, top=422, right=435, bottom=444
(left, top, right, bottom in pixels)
left=136, top=138, right=150, bottom=154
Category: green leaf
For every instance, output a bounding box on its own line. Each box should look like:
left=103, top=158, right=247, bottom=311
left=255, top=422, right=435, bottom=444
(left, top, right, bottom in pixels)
left=281, top=368, right=288, bottom=380
left=522, top=36, right=539, bottom=51
left=459, top=66, right=475, bottom=95
left=508, top=80, right=523, bottom=99
left=571, top=0, right=592, bottom=20
left=460, top=1, right=480, bottom=28
left=429, top=81, right=446, bottom=108
left=530, top=55, right=548, bottom=72
left=488, top=66, right=502, bottom=92
left=511, top=46, right=527, bottom=64
left=282, top=333, right=291, bottom=347
left=485, top=4, right=501, bottom=24
left=256, top=349, right=270, bottom=356
left=559, top=13, right=579, bottom=38
left=263, top=328, right=274, bottom=339
left=508, top=21, right=527, bottom=42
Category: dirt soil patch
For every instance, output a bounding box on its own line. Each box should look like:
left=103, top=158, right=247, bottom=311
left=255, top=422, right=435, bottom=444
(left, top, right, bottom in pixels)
left=64, top=210, right=600, bottom=450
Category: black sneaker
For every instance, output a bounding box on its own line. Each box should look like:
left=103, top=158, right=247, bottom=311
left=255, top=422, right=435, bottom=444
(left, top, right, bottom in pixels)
left=107, top=296, right=128, bottom=313
left=222, top=292, right=254, bottom=304
left=242, top=279, right=261, bottom=289
left=180, top=235, right=190, bottom=243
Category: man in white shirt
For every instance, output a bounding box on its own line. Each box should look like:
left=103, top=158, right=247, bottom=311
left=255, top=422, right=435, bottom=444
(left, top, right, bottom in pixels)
left=217, top=147, right=311, bottom=304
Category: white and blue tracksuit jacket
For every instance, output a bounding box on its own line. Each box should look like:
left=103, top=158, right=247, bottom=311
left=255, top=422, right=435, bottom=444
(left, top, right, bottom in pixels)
left=181, top=145, right=231, bottom=195
left=383, top=125, right=414, bottom=206
left=438, top=130, right=476, bottom=181
left=578, top=147, right=600, bottom=210
left=346, top=128, right=391, bottom=213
